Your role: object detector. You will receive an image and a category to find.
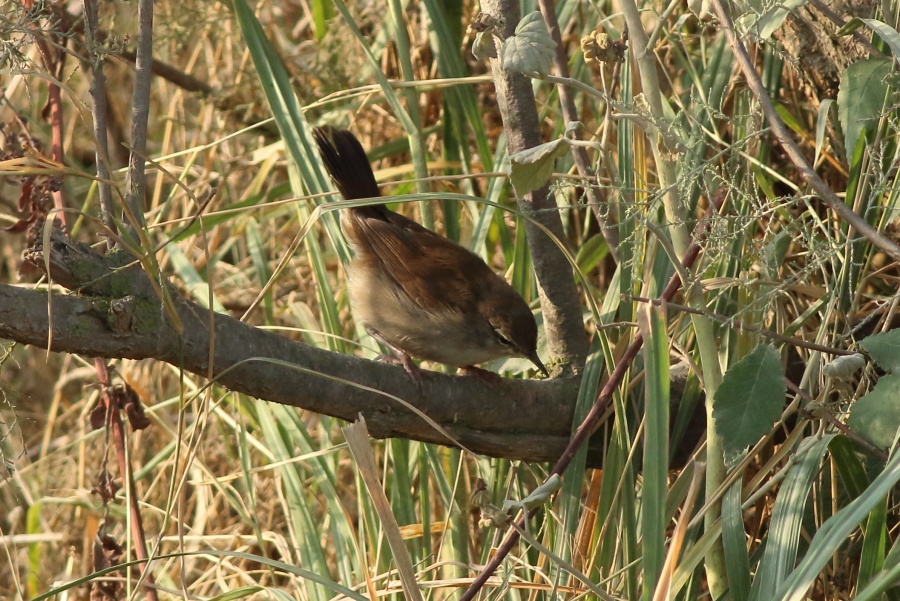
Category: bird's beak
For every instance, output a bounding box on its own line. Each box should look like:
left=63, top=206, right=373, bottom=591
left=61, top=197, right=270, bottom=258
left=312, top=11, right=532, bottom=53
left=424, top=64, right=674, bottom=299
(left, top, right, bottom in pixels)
left=527, top=351, right=550, bottom=378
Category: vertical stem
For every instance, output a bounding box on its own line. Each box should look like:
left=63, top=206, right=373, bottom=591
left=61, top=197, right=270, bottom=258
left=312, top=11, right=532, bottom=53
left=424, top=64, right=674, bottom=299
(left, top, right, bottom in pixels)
left=618, top=0, right=686, bottom=253
left=123, top=0, right=154, bottom=243
left=537, top=0, right=619, bottom=260
left=482, top=0, right=590, bottom=374
left=23, top=0, right=68, bottom=229
left=82, top=0, right=116, bottom=244
left=94, top=358, right=159, bottom=601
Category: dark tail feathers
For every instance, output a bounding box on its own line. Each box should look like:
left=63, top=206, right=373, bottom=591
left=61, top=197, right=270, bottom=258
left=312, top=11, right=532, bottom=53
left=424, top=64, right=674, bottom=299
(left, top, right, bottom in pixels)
left=314, top=128, right=381, bottom=200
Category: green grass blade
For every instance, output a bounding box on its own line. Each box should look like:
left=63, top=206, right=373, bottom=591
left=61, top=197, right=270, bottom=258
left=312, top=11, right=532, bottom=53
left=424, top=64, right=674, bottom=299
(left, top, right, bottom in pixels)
left=722, top=475, right=751, bottom=601
left=776, top=445, right=900, bottom=601
left=639, top=303, right=670, bottom=600
left=750, top=434, right=835, bottom=601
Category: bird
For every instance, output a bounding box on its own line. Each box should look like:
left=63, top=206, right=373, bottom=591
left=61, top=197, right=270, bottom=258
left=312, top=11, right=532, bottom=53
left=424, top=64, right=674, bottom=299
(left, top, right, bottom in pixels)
left=314, top=127, right=548, bottom=379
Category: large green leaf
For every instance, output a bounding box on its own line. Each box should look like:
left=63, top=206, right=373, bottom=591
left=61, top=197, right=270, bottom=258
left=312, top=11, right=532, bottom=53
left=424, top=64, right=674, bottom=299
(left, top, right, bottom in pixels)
left=849, top=330, right=900, bottom=448
left=501, top=11, right=556, bottom=78
left=713, top=343, right=786, bottom=459
left=861, top=329, right=900, bottom=373
left=640, top=305, right=670, bottom=599
left=848, top=374, right=900, bottom=449
left=837, top=57, right=891, bottom=163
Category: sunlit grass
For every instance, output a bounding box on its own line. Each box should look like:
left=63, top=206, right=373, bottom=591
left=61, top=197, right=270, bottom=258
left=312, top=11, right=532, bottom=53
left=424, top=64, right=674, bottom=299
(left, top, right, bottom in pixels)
left=2, top=1, right=899, bottom=600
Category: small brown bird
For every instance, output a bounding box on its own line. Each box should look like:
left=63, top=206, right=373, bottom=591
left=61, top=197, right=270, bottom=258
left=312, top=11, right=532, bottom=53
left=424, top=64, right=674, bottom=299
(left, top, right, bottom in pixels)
left=314, top=127, right=548, bottom=378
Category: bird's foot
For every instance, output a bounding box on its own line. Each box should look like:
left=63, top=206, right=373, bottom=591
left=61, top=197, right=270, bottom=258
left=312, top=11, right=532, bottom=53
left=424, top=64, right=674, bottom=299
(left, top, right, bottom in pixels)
left=365, top=326, right=427, bottom=387
left=459, top=365, right=503, bottom=383
left=374, top=352, right=421, bottom=377
left=374, top=353, right=427, bottom=389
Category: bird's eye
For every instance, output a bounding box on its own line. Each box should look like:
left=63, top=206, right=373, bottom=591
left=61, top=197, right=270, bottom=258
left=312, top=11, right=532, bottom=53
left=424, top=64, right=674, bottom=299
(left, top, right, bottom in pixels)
left=492, top=328, right=513, bottom=346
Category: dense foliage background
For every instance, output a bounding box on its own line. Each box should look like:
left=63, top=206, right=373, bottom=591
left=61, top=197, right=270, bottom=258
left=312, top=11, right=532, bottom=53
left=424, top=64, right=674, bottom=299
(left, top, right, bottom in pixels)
left=2, top=0, right=900, bottom=599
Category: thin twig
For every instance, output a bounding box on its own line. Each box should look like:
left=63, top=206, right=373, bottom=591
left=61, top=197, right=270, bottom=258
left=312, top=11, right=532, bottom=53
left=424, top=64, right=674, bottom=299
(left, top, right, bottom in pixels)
left=120, top=51, right=214, bottom=95
left=537, top=0, right=620, bottom=260
left=94, top=359, right=159, bottom=601
left=23, top=0, right=68, bottom=229
left=49, top=4, right=214, bottom=96
left=82, top=0, right=116, bottom=243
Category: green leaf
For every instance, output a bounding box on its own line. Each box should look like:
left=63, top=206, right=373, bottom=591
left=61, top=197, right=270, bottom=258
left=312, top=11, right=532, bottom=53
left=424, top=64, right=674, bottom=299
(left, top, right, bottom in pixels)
left=753, top=0, right=809, bottom=40
left=830, top=435, right=872, bottom=499
left=762, top=230, right=791, bottom=280
left=576, top=233, right=610, bottom=274
left=501, top=11, right=556, bottom=77
left=309, top=0, right=333, bottom=42
left=837, top=57, right=891, bottom=163
left=640, top=304, right=670, bottom=595
left=749, top=435, right=836, bottom=601
left=837, top=16, right=865, bottom=36
left=775, top=102, right=803, bottom=134
left=233, top=0, right=349, bottom=351
left=166, top=244, right=225, bottom=311
left=509, top=137, right=569, bottom=196
left=713, top=343, right=785, bottom=460
left=861, top=329, right=900, bottom=372
left=245, top=217, right=273, bottom=322
left=168, top=192, right=277, bottom=242
left=27, top=501, right=41, bottom=598
left=857, top=496, right=887, bottom=590
left=501, top=474, right=563, bottom=512
left=473, top=31, right=498, bottom=60
left=723, top=479, right=752, bottom=601
left=848, top=374, right=900, bottom=449
left=207, top=587, right=265, bottom=601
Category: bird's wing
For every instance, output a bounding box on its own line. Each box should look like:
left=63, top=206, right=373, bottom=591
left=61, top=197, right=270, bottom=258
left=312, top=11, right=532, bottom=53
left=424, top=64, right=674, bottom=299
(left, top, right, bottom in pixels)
left=350, top=212, right=494, bottom=313
left=314, top=126, right=496, bottom=313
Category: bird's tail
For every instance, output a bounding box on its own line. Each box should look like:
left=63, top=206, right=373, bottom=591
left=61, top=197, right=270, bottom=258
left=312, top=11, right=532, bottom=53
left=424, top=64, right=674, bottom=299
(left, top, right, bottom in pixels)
left=314, top=127, right=382, bottom=200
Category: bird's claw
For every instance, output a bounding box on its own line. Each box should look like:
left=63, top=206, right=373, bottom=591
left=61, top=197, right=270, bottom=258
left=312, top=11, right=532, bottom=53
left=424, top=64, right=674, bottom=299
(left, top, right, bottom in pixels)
left=459, top=365, right=503, bottom=383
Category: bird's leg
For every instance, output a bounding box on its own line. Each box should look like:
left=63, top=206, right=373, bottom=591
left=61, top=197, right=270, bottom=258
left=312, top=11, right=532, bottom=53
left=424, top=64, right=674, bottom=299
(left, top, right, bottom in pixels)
left=365, top=326, right=425, bottom=381
left=459, top=365, right=503, bottom=383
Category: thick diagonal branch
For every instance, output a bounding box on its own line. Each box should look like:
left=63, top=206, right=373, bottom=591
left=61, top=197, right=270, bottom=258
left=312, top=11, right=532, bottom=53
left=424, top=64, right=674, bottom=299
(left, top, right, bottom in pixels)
left=2, top=230, right=596, bottom=464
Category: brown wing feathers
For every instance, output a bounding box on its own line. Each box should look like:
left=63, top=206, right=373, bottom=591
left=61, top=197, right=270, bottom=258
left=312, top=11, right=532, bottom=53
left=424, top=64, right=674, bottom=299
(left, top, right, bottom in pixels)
left=314, top=127, right=488, bottom=312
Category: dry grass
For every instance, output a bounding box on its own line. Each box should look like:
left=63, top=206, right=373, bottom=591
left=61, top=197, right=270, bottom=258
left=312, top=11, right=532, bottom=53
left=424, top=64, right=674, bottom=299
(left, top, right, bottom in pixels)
left=2, top=0, right=900, bottom=600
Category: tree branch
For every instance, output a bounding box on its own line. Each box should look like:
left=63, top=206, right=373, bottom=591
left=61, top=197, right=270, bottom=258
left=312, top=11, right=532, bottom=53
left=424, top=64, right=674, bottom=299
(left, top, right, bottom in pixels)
left=3, top=229, right=598, bottom=465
